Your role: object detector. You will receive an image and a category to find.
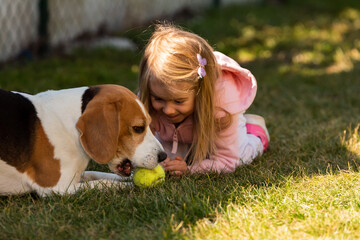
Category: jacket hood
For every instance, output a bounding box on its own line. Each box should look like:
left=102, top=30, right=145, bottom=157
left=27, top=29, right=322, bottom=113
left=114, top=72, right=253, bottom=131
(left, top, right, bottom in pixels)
left=214, top=51, right=257, bottom=113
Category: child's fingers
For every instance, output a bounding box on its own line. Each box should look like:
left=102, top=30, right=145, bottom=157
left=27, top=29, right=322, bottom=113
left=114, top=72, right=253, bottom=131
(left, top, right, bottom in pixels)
left=170, top=171, right=184, bottom=176
left=163, top=162, right=187, bottom=172
left=164, top=160, right=185, bottom=167
left=174, top=156, right=184, bottom=161
left=163, top=164, right=181, bottom=171
left=162, top=156, right=187, bottom=175
left=160, top=157, right=171, bottom=167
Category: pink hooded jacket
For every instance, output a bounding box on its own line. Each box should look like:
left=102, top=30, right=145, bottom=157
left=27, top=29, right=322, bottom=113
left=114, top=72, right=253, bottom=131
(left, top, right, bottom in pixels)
left=150, top=51, right=258, bottom=173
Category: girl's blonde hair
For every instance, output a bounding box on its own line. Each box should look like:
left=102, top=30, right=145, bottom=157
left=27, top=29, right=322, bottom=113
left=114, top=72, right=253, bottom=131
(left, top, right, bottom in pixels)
left=138, top=24, right=231, bottom=165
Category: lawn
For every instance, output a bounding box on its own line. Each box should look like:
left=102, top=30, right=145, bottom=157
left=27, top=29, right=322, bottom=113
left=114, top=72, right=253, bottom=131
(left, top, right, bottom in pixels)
left=1, top=0, right=360, bottom=239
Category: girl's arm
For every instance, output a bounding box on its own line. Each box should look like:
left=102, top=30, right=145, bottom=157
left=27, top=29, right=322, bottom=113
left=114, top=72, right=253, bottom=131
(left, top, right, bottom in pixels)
left=188, top=113, right=265, bottom=174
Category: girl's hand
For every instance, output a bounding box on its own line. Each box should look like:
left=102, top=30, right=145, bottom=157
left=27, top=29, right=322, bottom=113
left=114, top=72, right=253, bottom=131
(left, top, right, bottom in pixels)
left=160, top=156, right=188, bottom=175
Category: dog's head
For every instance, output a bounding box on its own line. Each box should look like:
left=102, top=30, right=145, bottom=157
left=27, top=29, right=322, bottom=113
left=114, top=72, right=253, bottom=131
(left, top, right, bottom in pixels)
left=76, top=85, right=167, bottom=176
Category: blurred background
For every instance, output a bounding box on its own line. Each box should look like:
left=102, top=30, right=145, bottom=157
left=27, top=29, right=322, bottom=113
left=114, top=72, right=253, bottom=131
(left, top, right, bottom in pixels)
left=0, top=0, right=257, bottom=65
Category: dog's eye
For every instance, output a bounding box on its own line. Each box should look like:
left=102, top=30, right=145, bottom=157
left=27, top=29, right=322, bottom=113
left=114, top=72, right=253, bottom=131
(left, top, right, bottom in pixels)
left=133, top=126, right=145, bottom=134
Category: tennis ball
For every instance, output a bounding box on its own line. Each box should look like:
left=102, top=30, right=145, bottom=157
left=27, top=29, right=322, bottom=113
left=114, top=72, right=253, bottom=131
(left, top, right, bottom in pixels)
left=133, top=165, right=165, bottom=187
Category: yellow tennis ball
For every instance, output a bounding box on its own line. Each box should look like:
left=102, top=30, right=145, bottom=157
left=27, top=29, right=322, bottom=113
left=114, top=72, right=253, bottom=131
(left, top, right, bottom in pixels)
left=133, top=165, right=165, bottom=187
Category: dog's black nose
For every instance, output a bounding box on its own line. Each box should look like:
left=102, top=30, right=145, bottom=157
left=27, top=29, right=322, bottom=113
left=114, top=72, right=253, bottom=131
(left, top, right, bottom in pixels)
left=157, top=151, right=167, bottom=162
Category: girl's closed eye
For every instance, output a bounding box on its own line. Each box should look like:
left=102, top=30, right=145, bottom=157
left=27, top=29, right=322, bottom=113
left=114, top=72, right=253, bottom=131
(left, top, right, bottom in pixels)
left=174, top=99, right=185, bottom=104
left=153, top=96, right=163, bottom=101
left=150, top=95, right=163, bottom=102
left=151, top=94, right=186, bottom=104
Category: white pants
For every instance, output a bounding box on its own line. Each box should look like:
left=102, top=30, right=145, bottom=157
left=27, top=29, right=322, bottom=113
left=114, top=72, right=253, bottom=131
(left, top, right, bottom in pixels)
left=237, top=114, right=263, bottom=165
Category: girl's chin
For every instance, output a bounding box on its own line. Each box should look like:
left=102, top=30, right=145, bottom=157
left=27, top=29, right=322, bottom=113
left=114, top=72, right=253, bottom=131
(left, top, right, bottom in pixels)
left=168, top=116, right=188, bottom=125
left=165, top=117, right=177, bottom=123
left=169, top=118, right=181, bottom=124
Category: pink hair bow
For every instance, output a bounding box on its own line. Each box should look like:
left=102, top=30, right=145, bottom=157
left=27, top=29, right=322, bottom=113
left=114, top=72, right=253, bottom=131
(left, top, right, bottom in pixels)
left=197, top=54, right=207, bottom=78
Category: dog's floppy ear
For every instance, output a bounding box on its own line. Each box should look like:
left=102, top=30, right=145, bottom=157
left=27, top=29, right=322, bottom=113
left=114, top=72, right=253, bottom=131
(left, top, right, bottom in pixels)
left=76, top=101, right=120, bottom=164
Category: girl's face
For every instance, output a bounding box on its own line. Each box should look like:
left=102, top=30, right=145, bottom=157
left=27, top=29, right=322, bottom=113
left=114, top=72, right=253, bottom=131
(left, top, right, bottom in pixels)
left=149, top=81, right=195, bottom=124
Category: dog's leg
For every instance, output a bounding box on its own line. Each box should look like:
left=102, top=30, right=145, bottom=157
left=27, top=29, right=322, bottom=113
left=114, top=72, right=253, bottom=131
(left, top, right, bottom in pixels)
left=37, top=179, right=133, bottom=196
left=65, top=179, right=134, bottom=194
left=81, top=171, right=133, bottom=182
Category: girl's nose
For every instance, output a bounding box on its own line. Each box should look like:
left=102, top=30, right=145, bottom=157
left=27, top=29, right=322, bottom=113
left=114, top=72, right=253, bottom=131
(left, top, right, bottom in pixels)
left=163, top=103, right=176, bottom=115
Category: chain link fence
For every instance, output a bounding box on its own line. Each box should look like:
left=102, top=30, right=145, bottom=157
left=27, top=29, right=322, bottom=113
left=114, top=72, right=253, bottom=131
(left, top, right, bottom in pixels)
left=0, top=0, right=256, bottom=65
left=47, top=0, right=127, bottom=47
left=0, top=0, right=38, bottom=63
left=0, top=0, right=134, bottom=64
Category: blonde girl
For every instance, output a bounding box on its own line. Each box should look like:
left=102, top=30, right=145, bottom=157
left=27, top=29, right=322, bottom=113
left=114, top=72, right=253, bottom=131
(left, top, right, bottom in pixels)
left=138, top=24, right=269, bottom=175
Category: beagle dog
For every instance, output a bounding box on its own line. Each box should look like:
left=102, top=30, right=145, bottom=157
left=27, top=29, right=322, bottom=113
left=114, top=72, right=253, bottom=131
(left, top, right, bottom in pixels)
left=0, top=84, right=167, bottom=196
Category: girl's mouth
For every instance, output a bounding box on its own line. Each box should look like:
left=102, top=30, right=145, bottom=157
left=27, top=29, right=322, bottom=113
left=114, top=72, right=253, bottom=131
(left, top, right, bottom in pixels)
left=167, top=114, right=178, bottom=119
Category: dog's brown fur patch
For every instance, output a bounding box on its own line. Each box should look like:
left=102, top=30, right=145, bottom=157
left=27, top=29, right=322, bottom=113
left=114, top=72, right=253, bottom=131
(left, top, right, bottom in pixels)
left=24, top=119, right=61, bottom=187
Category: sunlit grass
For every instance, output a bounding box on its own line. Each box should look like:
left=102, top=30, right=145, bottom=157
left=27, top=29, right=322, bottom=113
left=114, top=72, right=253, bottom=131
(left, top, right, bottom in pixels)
left=213, top=5, right=360, bottom=76
left=185, top=172, right=360, bottom=239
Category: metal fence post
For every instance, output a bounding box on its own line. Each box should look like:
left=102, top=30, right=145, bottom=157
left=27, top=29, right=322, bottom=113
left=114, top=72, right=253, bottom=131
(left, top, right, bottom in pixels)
left=213, top=0, right=221, bottom=7
left=38, top=0, right=49, bottom=55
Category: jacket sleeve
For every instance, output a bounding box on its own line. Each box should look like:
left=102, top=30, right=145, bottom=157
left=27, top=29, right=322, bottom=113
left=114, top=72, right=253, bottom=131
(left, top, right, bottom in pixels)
left=188, top=113, right=263, bottom=174
left=188, top=114, right=240, bottom=173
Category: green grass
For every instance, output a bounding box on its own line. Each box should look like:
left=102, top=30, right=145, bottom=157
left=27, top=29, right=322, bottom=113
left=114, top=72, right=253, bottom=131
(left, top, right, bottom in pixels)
left=1, top=0, right=360, bottom=239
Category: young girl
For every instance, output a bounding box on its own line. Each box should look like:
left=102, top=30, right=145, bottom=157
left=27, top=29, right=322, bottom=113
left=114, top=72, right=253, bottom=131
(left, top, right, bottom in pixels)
left=138, top=24, right=269, bottom=175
